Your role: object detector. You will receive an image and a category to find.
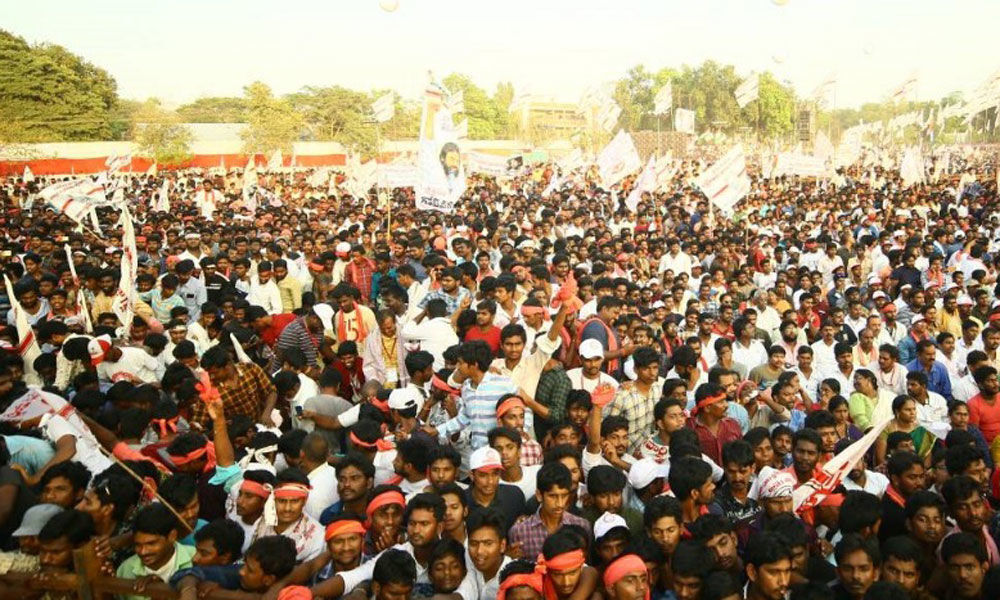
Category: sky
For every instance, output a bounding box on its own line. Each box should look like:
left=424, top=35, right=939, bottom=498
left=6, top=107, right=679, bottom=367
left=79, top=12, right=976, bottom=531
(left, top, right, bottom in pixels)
left=4, top=0, right=1000, bottom=110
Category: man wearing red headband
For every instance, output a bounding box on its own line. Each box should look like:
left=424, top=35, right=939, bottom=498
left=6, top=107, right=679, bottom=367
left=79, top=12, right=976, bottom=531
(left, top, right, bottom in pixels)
left=495, top=393, right=543, bottom=467
left=602, top=553, right=649, bottom=600
left=249, top=470, right=324, bottom=562
left=685, top=382, right=741, bottom=466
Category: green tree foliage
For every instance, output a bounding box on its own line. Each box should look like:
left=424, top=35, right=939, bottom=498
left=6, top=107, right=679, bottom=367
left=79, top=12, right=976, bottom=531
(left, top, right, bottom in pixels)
left=241, top=81, right=304, bottom=155
left=176, top=97, right=248, bottom=123
left=131, top=99, right=193, bottom=164
left=442, top=73, right=506, bottom=139
left=0, top=29, right=119, bottom=142
left=287, top=86, right=377, bottom=153
left=492, top=81, right=515, bottom=137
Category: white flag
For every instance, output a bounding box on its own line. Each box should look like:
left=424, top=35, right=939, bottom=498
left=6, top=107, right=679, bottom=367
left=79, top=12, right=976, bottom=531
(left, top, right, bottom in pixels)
left=596, top=103, right=622, bottom=132
left=155, top=178, right=170, bottom=213
left=267, top=150, right=283, bottom=170
left=596, top=130, right=641, bottom=187
left=229, top=333, right=253, bottom=364
left=38, top=179, right=107, bottom=225
left=812, top=73, right=837, bottom=108
left=455, top=118, right=469, bottom=140
left=112, top=208, right=138, bottom=334
left=793, top=415, right=892, bottom=513
left=3, top=275, right=42, bottom=386
left=416, top=81, right=466, bottom=213
left=625, top=156, right=657, bottom=212
left=653, top=83, right=673, bottom=115
left=64, top=244, right=93, bottom=333
left=695, top=146, right=751, bottom=215
left=23, top=165, right=34, bottom=182
left=735, top=74, right=760, bottom=108
left=0, top=387, right=102, bottom=450
left=372, top=93, right=395, bottom=123
left=899, top=146, right=925, bottom=187
left=674, top=108, right=695, bottom=134
left=889, top=72, right=918, bottom=103
left=105, top=152, right=132, bottom=175
left=146, top=162, right=157, bottom=177
left=448, top=90, right=464, bottom=114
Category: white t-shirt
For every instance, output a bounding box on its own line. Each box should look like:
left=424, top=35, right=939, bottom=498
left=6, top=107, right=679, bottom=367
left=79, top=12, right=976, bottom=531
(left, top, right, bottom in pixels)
left=503, top=464, right=542, bottom=501
left=305, top=463, right=339, bottom=521
left=842, top=470, right=889, bottom=497
left=42, top=414, right=112, bottom=476
left=565, top=368, right=619, bottom=393
left=97, top=347, right=160, bottom=384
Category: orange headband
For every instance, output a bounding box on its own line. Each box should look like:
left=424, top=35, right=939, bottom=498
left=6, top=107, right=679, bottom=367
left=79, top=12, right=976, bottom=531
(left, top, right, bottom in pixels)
left=349, top=431, right=395, bottom=452
left=692, top=392, right=726, bottom=416
left=602, top=554, right=649, bottom=600
left=431, top=374, right=460, bottom=395
left=538, top=549, right=586, bottom=572
left=274, top=483, right=311, bottom=499
left=520, top=305, right=551, bottom=321
left=369, top=397, right=390, bottom=414
left=169, top=445, right=208, bottom=466
left=325, top=520, right=366, bottom=541
left=498, top=573, right=543, bottom=600
left=240, top=480, right=272, bottom=499
left=365, top=491, right=405, bottom=527
left=496, top=397, right=526, bottom=418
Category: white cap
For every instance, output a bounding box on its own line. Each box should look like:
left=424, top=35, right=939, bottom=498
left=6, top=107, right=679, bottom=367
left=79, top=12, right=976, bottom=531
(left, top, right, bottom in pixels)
left=911, top=314, right=925, bottom=325
left=872, top=291, right=889, bottom=300
left=593, top=512, right=629, bottom=539
left=311, top=303, right=334, bottom=331
left=388, top=387, right=421, bottom=411
left=627, top=458, right=668, bottom=490
left=469, top=447, right=503, bottom=471
left=651, top=300, right=666, bottom=309
left=958, top=294, right=975, bottom=306
left=517, top=239, right=536, bottom=250
left=579, top=338, right=604, bottom=359
left=335, top=242, right=351, bottom=255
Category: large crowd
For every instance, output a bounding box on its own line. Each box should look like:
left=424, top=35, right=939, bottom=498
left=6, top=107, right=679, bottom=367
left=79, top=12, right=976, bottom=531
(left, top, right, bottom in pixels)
left=1, top=144, right=1000, bottom=600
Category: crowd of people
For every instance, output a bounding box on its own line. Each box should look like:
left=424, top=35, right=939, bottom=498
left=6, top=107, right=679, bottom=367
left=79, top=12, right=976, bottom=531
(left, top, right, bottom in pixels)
left=1, top=144, right=1000, bottom=600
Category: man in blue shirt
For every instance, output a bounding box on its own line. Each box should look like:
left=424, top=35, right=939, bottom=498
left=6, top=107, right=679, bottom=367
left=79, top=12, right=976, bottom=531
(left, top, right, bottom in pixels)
left=906, top=339, right=952, bottom=402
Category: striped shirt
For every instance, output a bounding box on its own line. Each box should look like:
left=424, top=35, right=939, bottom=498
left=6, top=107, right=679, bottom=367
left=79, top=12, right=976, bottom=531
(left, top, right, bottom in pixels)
left=438, top=373, right=518, bottom=449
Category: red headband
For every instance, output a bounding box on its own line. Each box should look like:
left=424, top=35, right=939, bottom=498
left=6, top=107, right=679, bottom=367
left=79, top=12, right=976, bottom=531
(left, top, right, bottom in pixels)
left=431, top=374, right=460, bottom=396
left=520, top=305, right=551, bottom=321
left=274, top=483, right=311, bottom=499
left=365, top=491, right=405, bottom=527
left=692, top=392, right=726, bottom=416
left=498, top=573, right=543, bottom=600
left=496, top=397, right=526, bottom=418
left=349, top=431, right=395, bottom=452
left=369, top=397, right=390, bottom=414
left=240, top=480, right=272, bottom=499
left=325, top=520, right=366, bottom=541
left=169, top=445, right=208, bottom=466
left=603, top=554, right=649, bottom=600
left=539, top=550, right=586, bottom=600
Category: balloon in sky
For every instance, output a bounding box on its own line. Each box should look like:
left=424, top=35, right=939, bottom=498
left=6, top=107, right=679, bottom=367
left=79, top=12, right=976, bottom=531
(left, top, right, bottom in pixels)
left=772, top=53, right=786, bottom=64
left=379, top=0, right=399, bottom=12
left=771, top=0, right=790, bottom=5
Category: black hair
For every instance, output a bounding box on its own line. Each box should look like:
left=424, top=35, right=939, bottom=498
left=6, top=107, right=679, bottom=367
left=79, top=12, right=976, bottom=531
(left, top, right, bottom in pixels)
left=278, top=429, right=308, bottom=457
left=457, top=340, right=493, bottom=371
left=397, top=437, right=432, bottom=473
left=436, top=482, right=467, bottom=507
left=373, top=548, right=417, bottom=587
left=834, top=533, right=881, bottom=567
left=541, top=529, right=585, bottom=560
left=668, top=456, right=712, bottom=501
left=586, top=465, right=627, bottom=496
left=429, top=537, right=467, bottom=570
left=946, top=444, right=986, bottom=476
left=467, top=507, right=507, bottom=540
left=905, top=490, right=946, bottom=519
left=643, top=495, right=682, bottom=529
left=701, top=571, right=741, bottom=600
left=881, top=535, right=922, bottom=565
left=429, top=444, right=462, bottom=469
left=887, top=451, right=923, bottom=478
left=536, top=461, right=573, bottom=494
left=600, top=415, right=629, bottom=438
left=194, top=518, right=245, bottom=562
left=405, top=492, right=445, bottom=523
left=158, top=473, right=199, bottom=509
left=838, top=491, right=882, bottom=535
left=92, top=472, right=140, bottom=522
left=687, top=513, right=734, bottom=542
left=721, top=440, right=754, bottom=467
left=245, top=535, right=297, bottom=579
left=39, top=460, right=91, bottom=492
left=942, top=475, right=982, bottom=508
left=335, top=452, right=376, bottom=479
left=763, top=512, right=808, bottom=547
left=133, top=503, right=179, bottom=537
left=488, top=425, right=522, bottom=448
left=671, top=539, right=717, bottom=578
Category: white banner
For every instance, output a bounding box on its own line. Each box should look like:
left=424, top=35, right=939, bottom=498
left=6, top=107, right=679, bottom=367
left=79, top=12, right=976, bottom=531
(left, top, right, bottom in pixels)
left=64, top=244, right=93, bottom=333
left=889, top=72, right=918, bottom=103
left=377, top=164, right=420, bottom=188
left=674, top=108, right=695, bottom=134
left=466, top=152, right=510, bottom=177
left=735, top=74, right=759, bottom=108
left=416, top=82, right=466, bottom=213
left=0, top=387, right=101, bottom=448
left=267, top=150, right=283, bottom=170
left=774, top=152, right=828, bottom=178
left=596, top=130, right=641, bottom=187
left=813, top=131, right=835, bottom=163
left=695, top=146, right=751, bottom=215
left=455, top=118, right=469, bottom=140
left=23, top=165, right=34, bottom=182
left=372, top=93, right=395, bottom=123
left=811, top=73, right=837, bottom=108
left=899, top=146, right=925, bottom=187
left=625, top=156, right=657, bottom=212
left=38, top=179, right=107, bottom=226
left=105, top=152, right=132, bottom=175
left=596, top=103, right=622, bottom=132
left=3, top=275, right=42, bottom=385
left=654, top=83, right=673, bottom=115
left=112, top=209, right=138, bottom=333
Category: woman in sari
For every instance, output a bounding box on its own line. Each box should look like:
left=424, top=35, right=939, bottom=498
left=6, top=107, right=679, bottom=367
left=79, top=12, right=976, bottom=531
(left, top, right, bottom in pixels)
left=875, top=395, right=935, bottom=465
left=848, top=369, right=884, bottom=432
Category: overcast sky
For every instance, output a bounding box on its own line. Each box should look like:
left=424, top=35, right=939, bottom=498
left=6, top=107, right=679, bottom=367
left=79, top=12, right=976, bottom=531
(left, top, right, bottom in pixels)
left=6, top=0, right=999, bottom=109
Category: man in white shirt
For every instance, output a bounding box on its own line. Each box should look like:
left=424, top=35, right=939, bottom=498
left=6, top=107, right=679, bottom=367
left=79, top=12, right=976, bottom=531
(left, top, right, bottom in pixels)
left=400, top=299, right=459, bottom=371
left=247, top=262, right=283, bottom=315
left=89, top=334, right=160, bottom=384
left=300, top=433, right=339, bottom=521
left=566, top=339, right=620, bottom=393
left=658, top=239, right=693, bottom=276
left=731, top=320, right=767, bottom=371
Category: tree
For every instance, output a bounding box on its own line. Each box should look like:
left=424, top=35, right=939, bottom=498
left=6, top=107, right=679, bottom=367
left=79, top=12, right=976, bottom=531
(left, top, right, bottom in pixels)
left=442, top=73, right=505, bottom=139
left=241, top=81, right=303, bottom=155
left=492, top=81, right=515, bottom=137
left=0, top=29, right=119, bottom=142
left=176, top=97, right=248, bottom=123
left=131, top=98, right=193, bottom=164
left=742, top=72, right=796, bottom=138
left=287, top=86, right=376, bottom=153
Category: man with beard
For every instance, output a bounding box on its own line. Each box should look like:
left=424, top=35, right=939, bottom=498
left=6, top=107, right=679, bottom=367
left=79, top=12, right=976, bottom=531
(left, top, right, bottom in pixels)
left=879, top=451, right=926, bottom=543
left=312, top=493, right=446, bottom=598
left=391, top=437, right=431, bottom=500
left=743, top=532, right=792, bottom=600
left=940, top=475, right=1000, bottom=565
left=941, top=532, right=992, bottom=600
left=830, top=534, right=880, bottom=600
left=688, top=514, right=743, bottom=585
left=904, top=491, right=946, bottom=585
left=601, top=553, right=648, bottom=600
left=709, top=440, right=759, bottom=528
left=789, top=429, right=823, bottom=487
left=34, top=509, right=95, bottom=574
left=320, top=454, right=374, bottom=520
left=246, top=470, right=324, bottom=562
left=306, top=516, right=365, bottom=583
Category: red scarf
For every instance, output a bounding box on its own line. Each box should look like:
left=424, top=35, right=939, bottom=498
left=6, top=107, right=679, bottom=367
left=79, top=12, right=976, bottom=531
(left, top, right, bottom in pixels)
left=336, top=304, right=368, bottom=343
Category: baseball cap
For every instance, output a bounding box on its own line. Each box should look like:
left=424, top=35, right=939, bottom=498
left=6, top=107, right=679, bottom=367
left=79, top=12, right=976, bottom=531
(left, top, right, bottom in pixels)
left=88, top=334, right=113, bottom=366
left=469, top=447, right=503, bottom=471
left=311, top=303, right=334, bottom=331
left=12, top=503, right=63, bottom=537
left=579, top=339, right=604, bottom=360
left=911, top=314, right=925, bottom=325
left=627, top=458, right=668, bottom=490
left=387, top=387, right=421, bottom=412
left=593, top=512, right=629, bottom=539
left=335, top=242, right=351, bottom=257
left=958, top=294, right=974, bottom=306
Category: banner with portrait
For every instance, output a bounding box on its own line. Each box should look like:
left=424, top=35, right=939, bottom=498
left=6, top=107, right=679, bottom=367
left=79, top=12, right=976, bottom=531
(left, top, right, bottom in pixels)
left=416, top=83, right=466, bottom=213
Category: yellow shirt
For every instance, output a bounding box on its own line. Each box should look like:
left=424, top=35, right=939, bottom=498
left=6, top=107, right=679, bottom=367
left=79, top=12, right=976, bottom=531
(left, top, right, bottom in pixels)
left=276, top=276, right=303, bottom=313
